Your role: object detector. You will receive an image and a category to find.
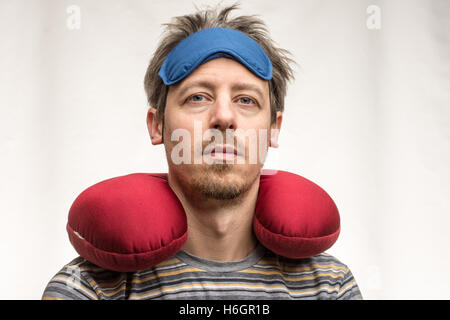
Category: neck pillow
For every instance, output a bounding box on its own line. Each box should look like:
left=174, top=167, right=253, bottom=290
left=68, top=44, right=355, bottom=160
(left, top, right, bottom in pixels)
left=67, top=170, right=340, bottom=272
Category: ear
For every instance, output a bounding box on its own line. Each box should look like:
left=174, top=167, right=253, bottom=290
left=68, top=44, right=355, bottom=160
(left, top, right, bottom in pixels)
left=269, top=111, right=282, bottom=148
left=146, top=108, right=163, bottom=145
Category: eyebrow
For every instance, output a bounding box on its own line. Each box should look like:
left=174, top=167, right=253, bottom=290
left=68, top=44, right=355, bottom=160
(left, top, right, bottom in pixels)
left=176, top=80, right=266, bottom=102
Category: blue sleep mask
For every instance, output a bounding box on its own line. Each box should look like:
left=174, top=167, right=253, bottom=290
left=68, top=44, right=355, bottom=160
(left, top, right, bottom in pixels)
left=158, top=27, right=273, bottom=85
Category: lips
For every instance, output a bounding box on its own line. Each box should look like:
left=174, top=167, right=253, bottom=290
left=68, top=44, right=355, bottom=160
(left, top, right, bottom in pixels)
left=204, top=144, right=240, bottom=156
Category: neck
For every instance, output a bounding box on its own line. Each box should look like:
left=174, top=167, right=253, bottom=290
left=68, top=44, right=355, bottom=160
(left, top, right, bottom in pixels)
left=168, top=172, right=260, bottom=262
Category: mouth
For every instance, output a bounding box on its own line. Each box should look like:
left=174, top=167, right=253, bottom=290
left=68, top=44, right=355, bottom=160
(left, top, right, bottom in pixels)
left=204, top=144, right=241, bottom=160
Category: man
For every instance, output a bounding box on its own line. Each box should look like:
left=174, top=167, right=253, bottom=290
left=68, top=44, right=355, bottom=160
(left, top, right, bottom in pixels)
left=42, top=2, right=362, bottom=300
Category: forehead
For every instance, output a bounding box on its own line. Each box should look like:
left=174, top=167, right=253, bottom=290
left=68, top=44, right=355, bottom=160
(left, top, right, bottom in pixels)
left=169, top=57, right=269, bottom=98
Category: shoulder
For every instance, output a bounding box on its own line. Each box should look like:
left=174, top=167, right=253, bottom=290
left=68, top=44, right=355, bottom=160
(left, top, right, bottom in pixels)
left=259, top=250, right=363, bottom=300
left=262, top=249, right=350, bottom=271
left=297, top=252, right=352, bottom=272
left=42, top=256, right=110, bottom=300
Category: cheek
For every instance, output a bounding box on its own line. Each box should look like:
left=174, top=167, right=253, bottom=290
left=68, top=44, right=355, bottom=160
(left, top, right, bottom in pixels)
left=165, top=104, right=209, bottom=133
left=164, top=109, right=192, bottom=142
left=233, top=126, right=271, bottom=165
left=163, top=113, right=205, bottom=165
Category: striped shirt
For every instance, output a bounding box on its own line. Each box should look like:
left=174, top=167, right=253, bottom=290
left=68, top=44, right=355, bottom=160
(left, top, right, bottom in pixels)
left=42, top=244, right=362, bottom=300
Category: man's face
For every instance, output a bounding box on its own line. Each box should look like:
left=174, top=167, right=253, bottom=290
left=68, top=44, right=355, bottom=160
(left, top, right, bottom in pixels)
left=153, top=57, right=281, bottom=201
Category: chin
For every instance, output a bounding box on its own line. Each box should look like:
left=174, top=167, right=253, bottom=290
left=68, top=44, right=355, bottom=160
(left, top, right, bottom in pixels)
left=192, top=163, right=261, bottom=200
left=169, top=161, right=262, bottom=201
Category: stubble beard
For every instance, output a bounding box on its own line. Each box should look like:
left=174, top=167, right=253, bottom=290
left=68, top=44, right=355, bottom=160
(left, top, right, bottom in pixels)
left=193, top=164, right=242, bottom=200
left=165, top=127, right=267, bottom=203
left=175, top=162, right=260, bottom=203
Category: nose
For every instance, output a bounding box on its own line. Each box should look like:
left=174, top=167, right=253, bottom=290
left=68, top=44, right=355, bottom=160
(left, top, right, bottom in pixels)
left=209, top=92, right=237, bottom=131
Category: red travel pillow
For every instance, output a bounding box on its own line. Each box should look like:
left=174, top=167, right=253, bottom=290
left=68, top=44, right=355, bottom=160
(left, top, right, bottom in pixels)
left=67, top=170, right=340, bottom=272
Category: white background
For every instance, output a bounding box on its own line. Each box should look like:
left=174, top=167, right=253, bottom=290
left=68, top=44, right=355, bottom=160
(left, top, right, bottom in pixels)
left=0, top=0, right=449, bottom=299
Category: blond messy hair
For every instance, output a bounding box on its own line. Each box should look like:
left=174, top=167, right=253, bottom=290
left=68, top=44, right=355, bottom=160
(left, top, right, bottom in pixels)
left=144, top=1, right=296, bottom=125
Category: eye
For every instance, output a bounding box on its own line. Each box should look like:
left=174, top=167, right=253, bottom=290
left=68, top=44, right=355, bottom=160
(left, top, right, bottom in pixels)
left=238, top=97, right=257, bottom=105
left=187, top=94, right=206, bottom=102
